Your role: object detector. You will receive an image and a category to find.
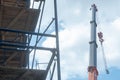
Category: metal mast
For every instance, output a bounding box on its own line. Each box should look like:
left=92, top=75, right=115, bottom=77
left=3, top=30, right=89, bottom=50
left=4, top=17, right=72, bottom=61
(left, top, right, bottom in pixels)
left=88, top=4, right=98, bottom=80
left=54, top=0, right=61, bottom=80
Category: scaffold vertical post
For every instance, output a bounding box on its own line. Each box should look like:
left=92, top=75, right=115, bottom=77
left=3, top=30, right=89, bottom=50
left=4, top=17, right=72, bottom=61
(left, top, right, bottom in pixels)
left=54, top=0, right=61, bottom=80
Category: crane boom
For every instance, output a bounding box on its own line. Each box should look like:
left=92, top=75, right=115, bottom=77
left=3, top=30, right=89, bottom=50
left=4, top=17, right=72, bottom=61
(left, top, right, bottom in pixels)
left=88, top=4, right=98, bottom=80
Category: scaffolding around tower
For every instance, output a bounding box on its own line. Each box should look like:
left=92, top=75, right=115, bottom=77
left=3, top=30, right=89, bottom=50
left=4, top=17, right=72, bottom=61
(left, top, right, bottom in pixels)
left=0, top=0, right=61, bottom=80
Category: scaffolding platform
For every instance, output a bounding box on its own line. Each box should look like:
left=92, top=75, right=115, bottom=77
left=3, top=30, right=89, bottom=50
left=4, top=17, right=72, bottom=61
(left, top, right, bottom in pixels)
left=0, top=5, right=39, bottom=67
left=0, top=0, right=61, bottom=79
left=0, top=5, right=39, bottom=31
left=0, top=66, right=46, bottom=80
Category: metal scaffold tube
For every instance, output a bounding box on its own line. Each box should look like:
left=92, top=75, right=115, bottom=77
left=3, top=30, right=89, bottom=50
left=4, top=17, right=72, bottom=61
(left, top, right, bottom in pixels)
left=54, top=0, right=61, bottom=80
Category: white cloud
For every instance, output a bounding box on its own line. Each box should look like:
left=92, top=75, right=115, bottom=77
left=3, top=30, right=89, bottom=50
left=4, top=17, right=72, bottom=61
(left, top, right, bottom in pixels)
left=112, top=18, right=120, bottom=30
left=59, top=25, right=89, bottom=80
left=74, top=9, right=81, bottom=16
left=40, top=23, right=90, bottom=79
left=42, top=37, right=56, bottom=48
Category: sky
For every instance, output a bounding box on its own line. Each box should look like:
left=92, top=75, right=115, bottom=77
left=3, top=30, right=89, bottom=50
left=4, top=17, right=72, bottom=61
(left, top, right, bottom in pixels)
left=30, top=0, right=120, bottom=80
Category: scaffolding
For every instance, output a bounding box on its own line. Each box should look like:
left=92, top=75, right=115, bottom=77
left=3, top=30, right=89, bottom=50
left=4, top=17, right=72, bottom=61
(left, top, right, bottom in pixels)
left=0, top=0, right=61, bottom=80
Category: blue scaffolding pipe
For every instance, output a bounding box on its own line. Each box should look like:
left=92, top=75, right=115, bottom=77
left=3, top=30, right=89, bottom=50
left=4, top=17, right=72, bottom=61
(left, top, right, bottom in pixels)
left=0, top=42, right=56, bottom=51
left=0, top=28, right=56, bottom=37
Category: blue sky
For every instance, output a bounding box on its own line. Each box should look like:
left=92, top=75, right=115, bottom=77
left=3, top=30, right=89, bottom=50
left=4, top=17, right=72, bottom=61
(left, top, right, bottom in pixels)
left=31, top=0, right=120, bottom=80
